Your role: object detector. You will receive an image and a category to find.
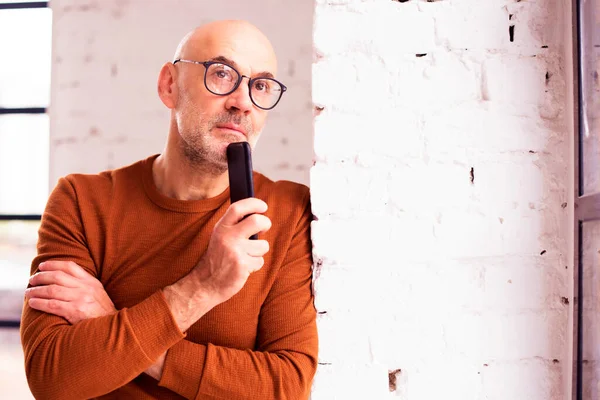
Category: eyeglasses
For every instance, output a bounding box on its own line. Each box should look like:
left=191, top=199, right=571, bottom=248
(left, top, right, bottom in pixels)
left=173, top=59, right=287, bottom=110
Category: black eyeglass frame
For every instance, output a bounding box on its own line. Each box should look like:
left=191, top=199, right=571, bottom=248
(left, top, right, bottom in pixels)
left=173, top=59, right=287, bottom=110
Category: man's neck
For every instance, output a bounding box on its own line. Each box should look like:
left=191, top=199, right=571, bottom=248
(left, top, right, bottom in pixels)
left=152, top=149, right=229, bottom=201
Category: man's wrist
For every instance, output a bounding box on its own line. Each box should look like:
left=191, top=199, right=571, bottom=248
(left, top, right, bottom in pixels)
left=162, top=271, right=218, bottom=333
left=144, top=352, right=167, bottom=381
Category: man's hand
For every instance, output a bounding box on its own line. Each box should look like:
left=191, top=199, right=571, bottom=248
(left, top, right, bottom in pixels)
left=26, top=261, right=117, bottom=324
left=194, top=197, right=272, bottom=303
left=163, top=197, right=272, bottom=333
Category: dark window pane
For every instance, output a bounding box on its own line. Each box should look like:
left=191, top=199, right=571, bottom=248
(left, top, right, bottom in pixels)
left=0, top=8, right=52, bottom=108
left=0, top=114, right=49, bottom=214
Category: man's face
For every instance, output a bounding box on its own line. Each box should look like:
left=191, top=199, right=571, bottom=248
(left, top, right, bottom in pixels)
left=172, top=27, right=278, bottom=171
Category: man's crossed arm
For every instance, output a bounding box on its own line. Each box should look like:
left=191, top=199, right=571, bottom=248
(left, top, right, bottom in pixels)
left=26, top=260, right=172, bottom=379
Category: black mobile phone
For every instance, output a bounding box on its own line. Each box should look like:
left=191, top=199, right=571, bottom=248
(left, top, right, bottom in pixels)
left=226, top=142, right=257, bottom=240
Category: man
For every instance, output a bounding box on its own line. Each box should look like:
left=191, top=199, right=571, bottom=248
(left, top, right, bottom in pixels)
left=20, top=20, right=318, bottom=400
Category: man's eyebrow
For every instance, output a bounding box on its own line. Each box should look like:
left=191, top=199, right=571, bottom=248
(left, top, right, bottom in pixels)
left=209, top=55, right=237, bottom=67
left=254, top=71, right=275, bottom=79
left=209, top=55, right=275, bottom=79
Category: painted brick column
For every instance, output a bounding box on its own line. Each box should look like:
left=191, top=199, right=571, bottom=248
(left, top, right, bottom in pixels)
left=311, top=1, right=574, bottom=399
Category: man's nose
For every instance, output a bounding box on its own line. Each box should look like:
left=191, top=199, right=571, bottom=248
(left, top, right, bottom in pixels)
left=225, top=77, right=253, bottom=113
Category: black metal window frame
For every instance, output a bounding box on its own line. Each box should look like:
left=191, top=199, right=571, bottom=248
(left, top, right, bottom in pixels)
left=0, top=1, right=50, bottom=329
left=0, top=2, right=48, bottom=10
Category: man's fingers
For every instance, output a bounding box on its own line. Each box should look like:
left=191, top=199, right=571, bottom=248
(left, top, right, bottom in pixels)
left=38, top=260, right=93, bottom=280
left=249, top=256, right=265, bottom=273
left=236, top=214, right=272, bottom=239
left=29, top=270, right=80, bottom=288
left=220, top=198, right=268, bottom=226
left=28, top=298, right=72, bottom=320
left=25, top=285, right=78, bottom=302
left=245, top=239, right=270, bottom=257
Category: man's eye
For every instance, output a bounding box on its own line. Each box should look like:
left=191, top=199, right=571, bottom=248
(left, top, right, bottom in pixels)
left=211, top=65, right=235, bottom=81
left=215, top=70, right=232, bottom=80
left=253, top=80, right=270, bottom=92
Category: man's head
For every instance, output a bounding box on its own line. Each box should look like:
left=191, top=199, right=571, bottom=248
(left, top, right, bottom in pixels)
left=157, top=20, right=279, bottom=172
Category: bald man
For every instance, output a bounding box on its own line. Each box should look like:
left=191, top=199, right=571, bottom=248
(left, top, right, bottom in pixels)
left=20, top=21, right=318, bottom=400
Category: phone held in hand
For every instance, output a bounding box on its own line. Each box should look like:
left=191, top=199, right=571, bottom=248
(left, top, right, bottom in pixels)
left=226, top=142, right=258, bottom=240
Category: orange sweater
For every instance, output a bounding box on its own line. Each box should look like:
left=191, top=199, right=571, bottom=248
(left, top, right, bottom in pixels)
left=20, top=155, right=318, bottom=400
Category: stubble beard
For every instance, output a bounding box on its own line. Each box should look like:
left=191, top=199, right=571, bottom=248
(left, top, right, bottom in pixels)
left=176, top=96, right=254, bottom=176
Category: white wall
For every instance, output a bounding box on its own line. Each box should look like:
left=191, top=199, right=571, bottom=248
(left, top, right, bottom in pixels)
left=49, top=0, right=313, bottom=186
left=310, top=1, right=574, bottom=399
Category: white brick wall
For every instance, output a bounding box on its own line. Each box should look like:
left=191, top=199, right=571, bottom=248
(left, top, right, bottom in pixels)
left=311, top=0, right=574, bottom=399
left=49, top=0, right=313, bottom=186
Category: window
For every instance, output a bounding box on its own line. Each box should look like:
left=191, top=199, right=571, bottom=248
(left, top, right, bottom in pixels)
left=0, top=1, right=51, bottom=328
left=574, top=0, right=600, bottom=398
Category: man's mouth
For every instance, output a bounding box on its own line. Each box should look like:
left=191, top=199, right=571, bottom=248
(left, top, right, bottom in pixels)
left=215, top=123, right=247, bottom=138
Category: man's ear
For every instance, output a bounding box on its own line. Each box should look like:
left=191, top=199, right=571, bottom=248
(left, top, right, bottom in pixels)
left=157, top=62, right=178, bottom=109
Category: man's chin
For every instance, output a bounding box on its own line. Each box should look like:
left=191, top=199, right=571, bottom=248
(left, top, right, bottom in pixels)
left=216, top=136, right=251, bottom=155
left=211, top=143, right=232, bottom=167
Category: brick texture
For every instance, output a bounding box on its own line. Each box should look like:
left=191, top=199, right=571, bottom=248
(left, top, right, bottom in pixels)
left=311, top=0, right=574, bottom=399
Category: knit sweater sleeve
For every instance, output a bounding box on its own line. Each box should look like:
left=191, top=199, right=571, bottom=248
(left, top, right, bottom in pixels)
left=157, top=191, right=318, bottom=400
left=20, top=177, right=186, bottom=400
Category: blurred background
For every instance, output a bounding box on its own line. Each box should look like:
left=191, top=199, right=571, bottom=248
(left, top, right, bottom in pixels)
left=0, top=0, right=312, bottom=397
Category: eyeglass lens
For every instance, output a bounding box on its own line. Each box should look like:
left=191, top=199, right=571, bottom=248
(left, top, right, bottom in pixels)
left=206, top=63, right=283, bottom=109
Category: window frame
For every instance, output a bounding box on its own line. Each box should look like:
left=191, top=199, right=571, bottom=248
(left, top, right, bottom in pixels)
left=0, top=2, right=47, bottom=10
